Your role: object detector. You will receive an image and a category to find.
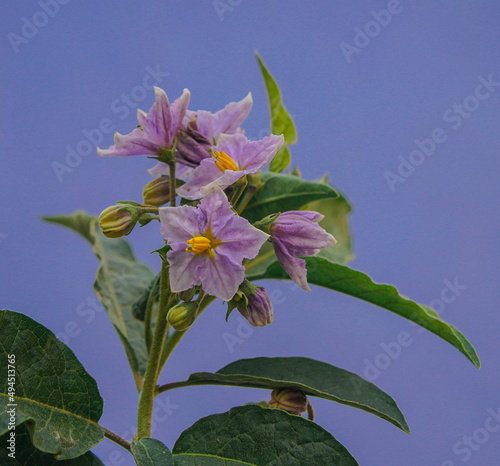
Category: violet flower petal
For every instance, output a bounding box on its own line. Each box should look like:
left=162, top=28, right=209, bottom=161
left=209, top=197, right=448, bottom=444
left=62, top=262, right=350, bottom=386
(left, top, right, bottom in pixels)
left=198, top=252, right=246, bottom=301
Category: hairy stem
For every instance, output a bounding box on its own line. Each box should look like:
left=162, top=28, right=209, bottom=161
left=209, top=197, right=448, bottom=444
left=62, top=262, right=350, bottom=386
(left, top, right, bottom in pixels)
left=144, top=274, right=161, bottom=353
left=168, top=161, right=176, bottom=207
left=101, top=425, right=131, bottom=452
left=136, top=259, right=171, bottom=438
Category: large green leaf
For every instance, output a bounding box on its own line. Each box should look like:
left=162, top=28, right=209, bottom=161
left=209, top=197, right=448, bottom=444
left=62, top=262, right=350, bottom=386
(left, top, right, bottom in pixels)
left=307, top=176, right=354, bottom=265
left=250, top=258, right=480, bottom=368
left=174, top=455, right=249, bottom=465
left=241, top=172, right=338, bottom=224
left=44, top=212, right=155, bottom=389
left=0, top=310, right=104, bottom=460
left=255, top=53, right=297, bottom=173
left=131, top=437, right=173, bottom=466
left=173, top=404, right=357, bottom=465
left=180, top=356, right=408, bottom=433
left=0, top=424, right=104, bottom=465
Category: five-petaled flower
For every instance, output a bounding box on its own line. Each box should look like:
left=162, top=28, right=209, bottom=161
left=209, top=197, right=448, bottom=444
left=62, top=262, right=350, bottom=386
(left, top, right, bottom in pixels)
left=97, top=87, right=190, bottom=157
left=270, top=211, right=337, bottom=291
left=178, top=132, right=284, bottom=200
left=159, top=187, right=269, bottom=301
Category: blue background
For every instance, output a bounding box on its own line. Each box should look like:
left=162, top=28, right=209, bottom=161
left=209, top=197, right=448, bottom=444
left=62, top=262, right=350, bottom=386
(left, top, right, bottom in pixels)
left=1, top=1, right=499, bottom=465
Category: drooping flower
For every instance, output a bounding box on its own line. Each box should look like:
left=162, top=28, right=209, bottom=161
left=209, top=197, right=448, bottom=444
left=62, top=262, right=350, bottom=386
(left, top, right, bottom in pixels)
left=159, top=187, right=269, bottom=301
left=270, top=211, right=337, bottom=292
left=97, top=87, right=190, bottom=157
left=177, top=132, right=284, bottom=200
left=237, top=286, right=274, bottom=327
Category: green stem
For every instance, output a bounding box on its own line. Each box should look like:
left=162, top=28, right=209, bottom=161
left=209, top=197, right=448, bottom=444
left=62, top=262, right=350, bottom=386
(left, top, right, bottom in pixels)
left=144, top=274, right=161, bottom=353
left=136, top=259, right=171, bottom=438
left=230, top=176, right=248, bottom=208
left=101, top=425, right=131, bottom=452
left=168, top=162, right=177, bottom=207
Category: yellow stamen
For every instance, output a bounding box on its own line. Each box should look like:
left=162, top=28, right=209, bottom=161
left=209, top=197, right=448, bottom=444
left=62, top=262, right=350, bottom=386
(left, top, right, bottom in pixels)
left=186, top=236, right=212, bottom=253
left=212, top=150, right=239, bottom=172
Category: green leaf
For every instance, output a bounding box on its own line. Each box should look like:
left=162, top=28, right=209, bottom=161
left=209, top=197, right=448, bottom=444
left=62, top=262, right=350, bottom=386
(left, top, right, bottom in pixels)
left=306, top=176, right=354, bottom=265
left=255, top=52, right=297, bottom=173
left=241, top=172, right=338, bottom=224
left=0, top=424, right=104, bottom=465
left=0, top=310, right=104, bottom=460
left=251, top=258, right=481, bottom=368
left=174, top=455, right=251, bottom=465
left=43, top=212, right=155, bottom=390
left=173, top=405, right=357, bottom=465
left=131, top=437, right=173, bottom=466
left=43, top=210, right=95, bottom=244
left=181, top=357, right=408, bottom=433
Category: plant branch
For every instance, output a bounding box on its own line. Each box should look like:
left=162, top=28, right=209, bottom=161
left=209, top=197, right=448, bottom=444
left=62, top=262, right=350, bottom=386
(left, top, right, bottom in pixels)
left=101, top=425, right=131, bottom=452
left=136, top=259, right=172, bottom=438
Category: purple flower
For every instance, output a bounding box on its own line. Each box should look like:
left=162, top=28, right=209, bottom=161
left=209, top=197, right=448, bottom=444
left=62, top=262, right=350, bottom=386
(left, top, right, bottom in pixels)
left=178, top=133, right=284, bottom=200
left=97, top=87, right=190, bottom=157
left=270, top=211, right=337, bottom=292
left=238, top=287, right=274, bottom=327
left=184, top=92, right=253, bottom=143
left=148, top=93, right=253, bottom=179
left=159, top=187, right=269, bottom=301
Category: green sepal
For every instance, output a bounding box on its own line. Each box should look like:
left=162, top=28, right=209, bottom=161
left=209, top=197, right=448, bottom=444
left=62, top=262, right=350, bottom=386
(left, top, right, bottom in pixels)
left=151, top=244, right=171, bottom=261
left=253, top=213, right=280, bottom=234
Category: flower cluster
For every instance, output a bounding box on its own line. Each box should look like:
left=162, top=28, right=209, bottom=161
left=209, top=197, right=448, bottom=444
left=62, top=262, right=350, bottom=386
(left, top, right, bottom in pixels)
left=98, top=87, right=337, bottom=325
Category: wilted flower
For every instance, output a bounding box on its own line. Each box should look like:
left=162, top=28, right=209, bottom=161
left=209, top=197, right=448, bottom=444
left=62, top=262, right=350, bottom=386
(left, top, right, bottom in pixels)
left=238, top=286, right=274, bottom=327
left=159, top=187, right=269, bottom=301
left=97, top=87, right=190, bottom=157
left=270, top=388, right=308, bottom=415
left=178, top=133, right=284, bottom=200
left=98, top=205, right=136, bottom=238
left=270, top=211, right=336, bottom=291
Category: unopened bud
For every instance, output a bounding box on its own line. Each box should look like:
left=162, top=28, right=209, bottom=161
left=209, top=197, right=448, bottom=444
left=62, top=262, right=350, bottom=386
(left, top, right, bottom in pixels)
left=143, top=176, right=170, bottom=207
left=98, top=205, right=136, bottom=238
left=238, top=286, right=273, bottom=327
left=269, top=388, right=308, bottom=415
left=167, top=301, right=199, bottom=331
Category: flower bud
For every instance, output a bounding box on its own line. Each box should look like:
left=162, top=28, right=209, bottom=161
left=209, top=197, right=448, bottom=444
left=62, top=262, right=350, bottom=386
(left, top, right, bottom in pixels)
left=269, top=388, right=308, bottom=415
left=98, top=205, right=136, bottom=238
left=143, top=176, right=170, bottom=207
left=238, top=286, right=273, bottom=327
left=167, top=301, right=199, bottom=331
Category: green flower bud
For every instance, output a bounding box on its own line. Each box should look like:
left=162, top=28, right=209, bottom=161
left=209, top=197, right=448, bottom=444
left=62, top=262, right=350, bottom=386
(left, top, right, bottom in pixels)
left=167, top=301, right=199, bottom=331
left=269, top=388, right=308, bottom=416
left=98, top=205, right=136, bottom=238
left=143, top=176, right=170, bottom=207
